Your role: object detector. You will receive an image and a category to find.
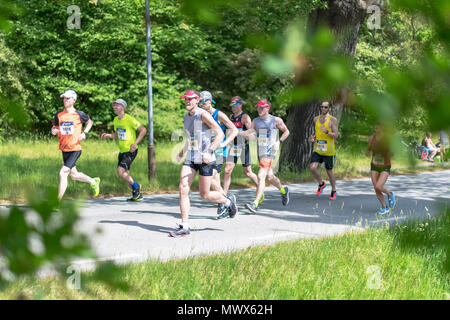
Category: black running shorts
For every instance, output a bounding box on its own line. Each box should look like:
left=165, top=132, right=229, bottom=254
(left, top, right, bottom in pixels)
left=226, top=144, right=251, bottom=167
left=118, top=149, right=138, bottom=170
left=184, top=161, right=216, bottom=176
left=62, top=151, right=82, bottom=169
left=311, top=152, right=335, bottom=170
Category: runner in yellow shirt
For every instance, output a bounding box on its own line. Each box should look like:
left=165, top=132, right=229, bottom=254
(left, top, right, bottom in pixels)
left=101, top=99, right=147, bottom=201
left=309, top=101, right=339, bottom=200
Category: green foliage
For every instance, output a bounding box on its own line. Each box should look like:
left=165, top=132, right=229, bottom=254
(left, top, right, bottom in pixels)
left=393, top=207, right=450, bottom=273
left=0, top=188, right=91, bottom=280
left=0, top=187, right=129, bottom=292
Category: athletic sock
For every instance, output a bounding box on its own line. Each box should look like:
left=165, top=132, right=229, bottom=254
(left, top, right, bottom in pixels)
left=224, top=198, right=231, bottom=207
left=131, top=181, right=138, bottom=189
left=280, top=187, right=286, bottom=195
left=181, top=222, right=189, bottom=229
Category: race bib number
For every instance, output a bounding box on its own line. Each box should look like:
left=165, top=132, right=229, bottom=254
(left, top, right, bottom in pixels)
left=189, top=139, right=199, bottom=151
left=258, top=134, right=270, bottom=146
left=117, top=128, right=127, bottom=140
left=316, top=140, right=328, bottom=152
left=60, top=122, right=74, bottom=135
left=373, top=153, right=385, bottom=166
left=229, top=145, right=242, bottom=157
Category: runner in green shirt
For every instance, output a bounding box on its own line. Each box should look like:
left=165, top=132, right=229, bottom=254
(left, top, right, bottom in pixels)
left=101, top=99, right=147, bottom=201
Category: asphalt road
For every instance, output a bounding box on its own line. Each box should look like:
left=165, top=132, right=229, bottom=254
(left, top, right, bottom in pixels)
left=65, top=170, right=450, bottom=269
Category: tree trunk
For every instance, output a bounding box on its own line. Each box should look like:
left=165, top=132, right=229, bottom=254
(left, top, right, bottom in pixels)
left=280, top=0, right=369, bottom=171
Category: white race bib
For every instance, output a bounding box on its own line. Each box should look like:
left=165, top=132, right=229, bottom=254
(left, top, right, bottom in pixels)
left=189, top=139, right=199, bottom=151
left=373, top=153, right=385, bottom=166
left=229, top=145, right=242, bottom=157
left=60, top=122, right=74, bottom=135
left=117, top=128, right=127, bottom=140
left=258, top=134, right=270, bottom=147
left=316, top=140, right=328, bottom=152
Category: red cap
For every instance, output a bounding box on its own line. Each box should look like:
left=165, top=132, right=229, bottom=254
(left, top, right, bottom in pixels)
left=180, top=90, right=200, bottom=99
left=254, top=100, right=271, bottom=108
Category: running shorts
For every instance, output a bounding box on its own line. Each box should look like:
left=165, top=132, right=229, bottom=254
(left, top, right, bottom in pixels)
left=184, top=161, right=216, bottom=176
left=118, top=150, right=138, bottom=170
left=311, top=152, right=335, bottom=170
left=62, top=150, right=82, bottom=169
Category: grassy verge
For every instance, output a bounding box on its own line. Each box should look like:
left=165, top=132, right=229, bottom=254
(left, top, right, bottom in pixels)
left=1, top=137, right=449, bottom=202
left=1, top=212, right=448, bottom=300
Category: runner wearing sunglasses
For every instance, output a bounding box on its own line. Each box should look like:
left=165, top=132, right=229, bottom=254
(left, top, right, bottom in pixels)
left=309, top=101, right=339, bottom=200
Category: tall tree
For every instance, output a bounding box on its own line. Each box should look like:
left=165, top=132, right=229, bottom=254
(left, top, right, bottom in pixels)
left=280, top=0, right=384, bottom=171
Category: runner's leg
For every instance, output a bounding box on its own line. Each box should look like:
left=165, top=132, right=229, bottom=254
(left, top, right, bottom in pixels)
left=69, top=166, right=94, bottom=184
left=199, top=175, right=228, bottom=204
left=375, top=171, right=391, bottom=197
left=266, top=168, right=282, bottom=190
left=310, top=162, right=323, bottom=185
left=371, top=170, right=387, bottom=207
left=243, top=165, right=258, bottom=187
left=255, top=167, right=269, bottom=203
left=58, top=166, right=71, bottom=200
left=117, top=166, right=134, bottom=187
left=179, top=165, right=196, bottom=223
left=223, top=162, right=236, bottom=195
left=326, top=169, right=337, bottom=191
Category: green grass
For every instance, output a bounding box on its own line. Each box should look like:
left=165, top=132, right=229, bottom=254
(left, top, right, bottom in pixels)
left=1, top=137, right=449, bottom=202
left=1, top=213, right=448, bottom=300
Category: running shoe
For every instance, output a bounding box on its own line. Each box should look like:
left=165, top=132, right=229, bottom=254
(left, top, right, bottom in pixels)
left=217, top=203, right=229, bottom=220
left=90, top=177, right=100, bottom=197
left=227, top=194, right=238, bottom=218
left=281, top=187, right=289, bottom=206
left=316, top=182, right=326, bottom=196
left=127, top=184, right=143, bottom=202
left=217, top=203, right=225, bottom=215
left=245, top=202, right=258, bottom=214
left=388, top=192, right=396, bottom=209
left=377, top=207, right=389, bottom=215
left=127, top=193, right=143, bottom=202
left=169, top=224, right=191, bottom=238
left=329, top=190, right=337, bottom=200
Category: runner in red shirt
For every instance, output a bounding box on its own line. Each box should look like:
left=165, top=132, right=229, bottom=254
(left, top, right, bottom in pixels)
left=51, top=90, right=100, bottom=200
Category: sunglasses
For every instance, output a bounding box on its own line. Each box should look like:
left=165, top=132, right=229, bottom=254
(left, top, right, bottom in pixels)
left=231, top=100, right=242, bottom=107
left=320, top=105, right=329, bottom=108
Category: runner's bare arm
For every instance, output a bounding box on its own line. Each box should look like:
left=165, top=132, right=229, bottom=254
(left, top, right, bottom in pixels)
left=218, top=111, right=238, bottom=147
left=51, top=126, right=59, bottom=135
left=327, top=116, right=339, bottom=139
left=79, top=119, right=93, bottom=141
left=100, top=131, right=117, bottom=139
left=240, top=120, right=256, bottom=140
left=130, top=125, right=147, bottom=152
left=310, top=116, right=319, bottom=142
left=241, top=114, right=252, bottom=135
left=275, top=117, right=290, bottom=142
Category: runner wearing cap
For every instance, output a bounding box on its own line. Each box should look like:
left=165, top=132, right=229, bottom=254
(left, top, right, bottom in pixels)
left=223, top=96, right=259, bottom=198
left=170, top=90, right=238, bottom=237
left=243, top=99, right=290, bottom=213
left=101, top=99, right=147, bottom=201
left=309, top=101, right=339, bottom=200
left=51, top=89, right=100, bottom=200
left=199, top=90, right=238, bottom=219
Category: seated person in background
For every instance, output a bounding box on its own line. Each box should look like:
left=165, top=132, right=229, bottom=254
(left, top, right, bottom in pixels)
left=423, top=132, right=440, bottom=162
left=437, top=130, right=449, bottom=161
